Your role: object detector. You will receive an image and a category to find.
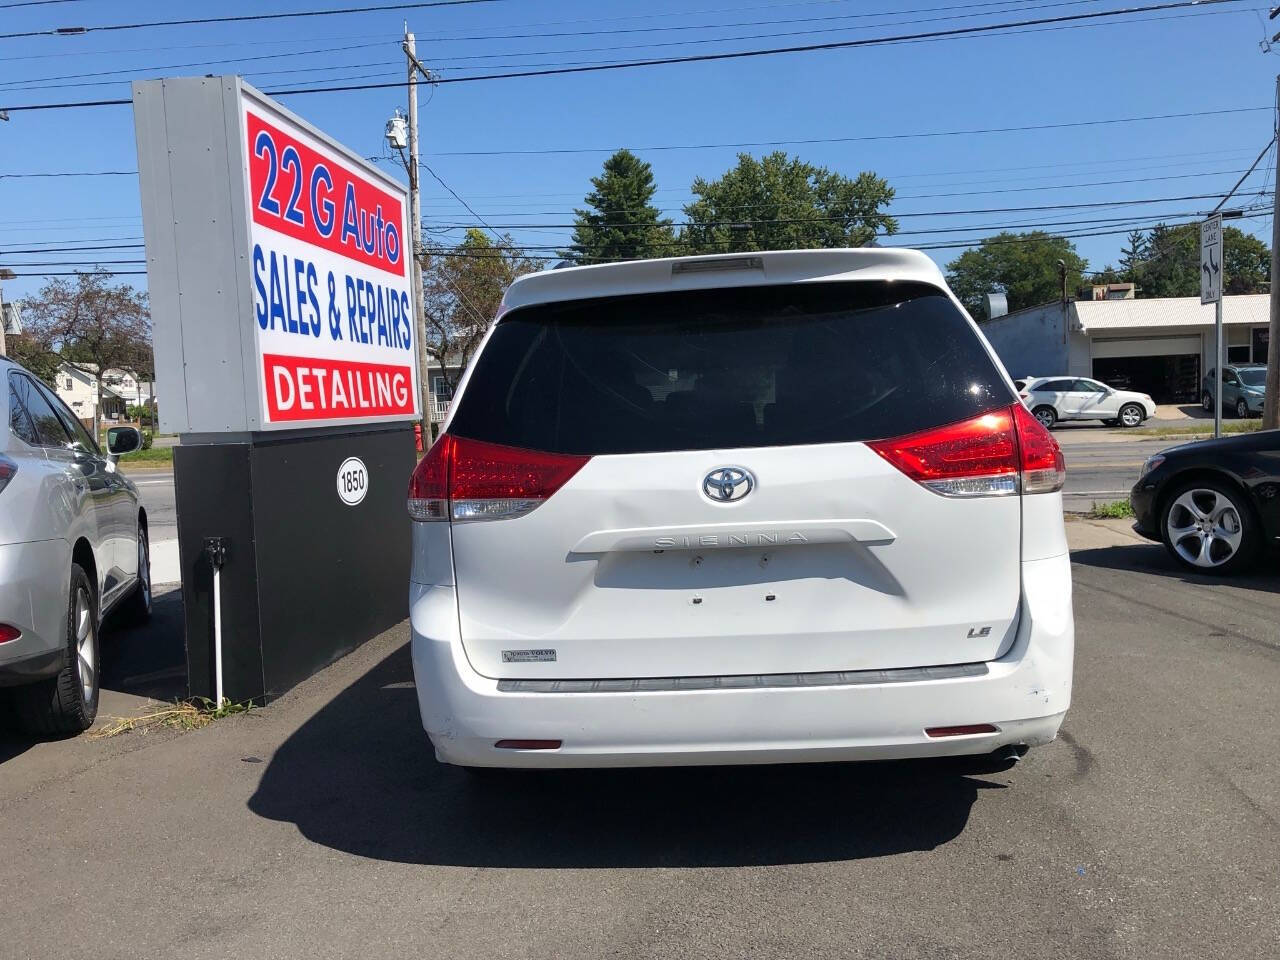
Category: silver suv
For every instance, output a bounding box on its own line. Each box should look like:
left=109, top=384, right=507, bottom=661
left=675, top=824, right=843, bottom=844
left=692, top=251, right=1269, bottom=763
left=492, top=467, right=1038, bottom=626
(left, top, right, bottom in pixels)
left=0, top=357, right=151, bottom=734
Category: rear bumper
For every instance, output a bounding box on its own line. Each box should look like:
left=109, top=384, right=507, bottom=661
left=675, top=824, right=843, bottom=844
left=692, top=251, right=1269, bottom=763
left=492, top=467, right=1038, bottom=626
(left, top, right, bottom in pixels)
left=410, top=554, right=1074, bottom=769
left=0, top=539, right=69, bottom=686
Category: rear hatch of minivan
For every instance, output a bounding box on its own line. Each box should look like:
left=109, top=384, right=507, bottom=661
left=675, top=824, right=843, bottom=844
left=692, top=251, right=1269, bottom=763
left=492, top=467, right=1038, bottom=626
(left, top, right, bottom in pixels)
left=421, top=278, right=1061, bottom=680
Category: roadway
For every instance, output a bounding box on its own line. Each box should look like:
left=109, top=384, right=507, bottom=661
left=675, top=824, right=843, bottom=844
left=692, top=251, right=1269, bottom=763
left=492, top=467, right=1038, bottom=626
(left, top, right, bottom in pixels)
left=1, top=520, right=1276, bottom=959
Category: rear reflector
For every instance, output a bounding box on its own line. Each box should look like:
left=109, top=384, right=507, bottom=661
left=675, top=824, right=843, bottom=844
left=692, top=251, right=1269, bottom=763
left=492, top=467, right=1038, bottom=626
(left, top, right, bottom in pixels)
left=0, top=624, right=19, bottom=644
left=408, top=434, right=589, bottom=522
left=925, top=724, right=998, bottom=738
left=868, top=403, right=1064, bottom=498
left=494, top=739, right=562, bottom=750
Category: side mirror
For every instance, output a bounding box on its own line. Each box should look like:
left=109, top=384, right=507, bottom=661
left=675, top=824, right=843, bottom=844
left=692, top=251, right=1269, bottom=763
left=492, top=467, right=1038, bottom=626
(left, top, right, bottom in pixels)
left=107, top=426, right=142, bottom=456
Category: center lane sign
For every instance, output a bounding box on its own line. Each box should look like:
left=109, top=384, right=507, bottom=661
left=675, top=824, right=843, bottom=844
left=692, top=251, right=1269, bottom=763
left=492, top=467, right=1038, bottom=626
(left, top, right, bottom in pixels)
left=243, top=94, right=418, bottom=427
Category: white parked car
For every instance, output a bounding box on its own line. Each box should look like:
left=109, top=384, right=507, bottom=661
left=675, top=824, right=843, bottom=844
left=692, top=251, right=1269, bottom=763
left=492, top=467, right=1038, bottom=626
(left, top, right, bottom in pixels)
left=407, top=249, right=1073, bottom=770
left=1020, top=376, right=1155, bottom=429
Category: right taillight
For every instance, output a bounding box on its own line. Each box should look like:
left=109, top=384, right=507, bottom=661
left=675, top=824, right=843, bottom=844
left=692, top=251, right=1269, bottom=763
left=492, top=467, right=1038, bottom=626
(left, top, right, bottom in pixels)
left=0, top=455, right=16, bottom=495
left=407, top=434, right=589, bottom=522
left=869, top=403, right=1064, bottom=498
left=1012, top=402, right=1066, bottom=494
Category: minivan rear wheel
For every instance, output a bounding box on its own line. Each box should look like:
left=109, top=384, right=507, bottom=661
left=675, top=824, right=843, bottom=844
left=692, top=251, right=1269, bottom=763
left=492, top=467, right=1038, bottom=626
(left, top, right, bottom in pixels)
left=14, top=564, right=99, bottom=735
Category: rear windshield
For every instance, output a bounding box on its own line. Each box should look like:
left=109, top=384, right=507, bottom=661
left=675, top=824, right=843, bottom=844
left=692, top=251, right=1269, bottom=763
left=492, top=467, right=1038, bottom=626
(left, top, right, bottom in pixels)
left=448, top=281, right=1013, bottom=455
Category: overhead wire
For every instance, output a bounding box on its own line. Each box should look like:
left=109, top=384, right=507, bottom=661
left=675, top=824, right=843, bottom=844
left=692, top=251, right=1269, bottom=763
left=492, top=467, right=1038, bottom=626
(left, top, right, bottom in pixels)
left=0, top=0, right=1253, bottom=111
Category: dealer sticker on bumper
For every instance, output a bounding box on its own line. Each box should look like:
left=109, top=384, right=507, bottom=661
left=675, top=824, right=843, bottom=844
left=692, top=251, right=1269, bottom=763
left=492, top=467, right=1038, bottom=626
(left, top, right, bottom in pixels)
left=502, top=649, right=557, bottom=663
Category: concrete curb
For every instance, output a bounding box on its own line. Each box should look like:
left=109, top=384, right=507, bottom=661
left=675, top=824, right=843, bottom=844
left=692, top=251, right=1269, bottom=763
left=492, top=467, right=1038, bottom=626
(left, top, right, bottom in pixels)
left=151, top=538, right=180, bottom=585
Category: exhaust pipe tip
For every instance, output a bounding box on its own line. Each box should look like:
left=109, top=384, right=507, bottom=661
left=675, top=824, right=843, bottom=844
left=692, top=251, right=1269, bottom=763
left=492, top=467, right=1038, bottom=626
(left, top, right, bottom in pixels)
left=999, top=744, right=1030, bottom=764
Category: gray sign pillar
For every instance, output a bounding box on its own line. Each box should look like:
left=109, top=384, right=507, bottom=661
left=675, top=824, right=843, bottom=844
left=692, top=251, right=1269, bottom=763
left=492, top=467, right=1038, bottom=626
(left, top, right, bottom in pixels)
left=133, top=77, right=418, bottom=702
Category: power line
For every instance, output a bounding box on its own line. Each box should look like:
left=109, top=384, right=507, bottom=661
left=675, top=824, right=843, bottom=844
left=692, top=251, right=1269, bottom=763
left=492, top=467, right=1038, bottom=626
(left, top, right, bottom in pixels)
left=0, top=1, right=1103, bottom=88
left=416, top=166, right=1269, bottom=221
left=0, top=0, right=88, bottom=8
left=1212, top=135, right=1276, bottom=213
left=0, top=0, right=1252, bottom=111
left=0, top=1, right=1069, bottom=63
left=4, top=145, right=1259, bottom=183
left=426, top=107, right=1270, bottom=157
left=0, top=0, right=514, bottom=41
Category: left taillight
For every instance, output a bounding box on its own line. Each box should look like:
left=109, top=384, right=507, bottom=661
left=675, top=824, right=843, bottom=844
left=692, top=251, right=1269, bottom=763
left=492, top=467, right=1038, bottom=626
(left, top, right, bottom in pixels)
left=868, top=402, right=1064, bottom=498
left=407, top=434, right=589, bottom=522
left=0, top=455, right=17, bottom=495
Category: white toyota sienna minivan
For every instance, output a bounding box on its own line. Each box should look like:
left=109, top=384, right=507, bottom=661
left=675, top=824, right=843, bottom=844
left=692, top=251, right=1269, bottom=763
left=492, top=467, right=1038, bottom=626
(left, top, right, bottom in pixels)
left=408, top=248, right=1073, bottom=769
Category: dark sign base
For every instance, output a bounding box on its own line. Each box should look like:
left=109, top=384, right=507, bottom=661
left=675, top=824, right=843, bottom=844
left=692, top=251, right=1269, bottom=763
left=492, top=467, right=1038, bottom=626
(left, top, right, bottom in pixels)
left=174, top=425, right=414, bottom=703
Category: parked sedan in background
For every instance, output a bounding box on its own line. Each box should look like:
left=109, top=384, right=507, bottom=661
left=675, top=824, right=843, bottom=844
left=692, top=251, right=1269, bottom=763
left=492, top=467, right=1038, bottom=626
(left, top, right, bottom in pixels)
left=0, top=358, right=151, bottom=735
left=1131, top=429, right=1279, bottom=574
left=1202, top=364, right=1267, bottom=419
left=1021, top=376, right=1156, bottom=429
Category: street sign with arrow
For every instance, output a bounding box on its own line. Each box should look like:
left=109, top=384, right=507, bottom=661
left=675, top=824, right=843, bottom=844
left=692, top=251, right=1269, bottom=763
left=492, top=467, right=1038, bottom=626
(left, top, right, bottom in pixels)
left=1201, top=214, right=1223, bottom=305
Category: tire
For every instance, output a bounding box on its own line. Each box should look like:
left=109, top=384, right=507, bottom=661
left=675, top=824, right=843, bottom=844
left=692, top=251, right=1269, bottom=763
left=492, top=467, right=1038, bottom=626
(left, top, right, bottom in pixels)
left=1202, top=391, right=1214, bottom=413
left=1032, top=405, right=1056, bottom=429
left=1118, top=403, right=1144, bottom=428
left=1235, top=398, right=1249, bottom=420
left=1160, top=480, right=1260, bottom=575
left=14, top=564, right=99, bottom=735
left=121, top=523, right=152, bottom=624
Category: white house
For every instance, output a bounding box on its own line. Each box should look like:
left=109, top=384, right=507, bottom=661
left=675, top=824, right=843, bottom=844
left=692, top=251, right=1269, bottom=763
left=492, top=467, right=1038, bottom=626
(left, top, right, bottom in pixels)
left=979, top=294, right=1272, bottom=404
left=53, top=363, right=154, bottom=425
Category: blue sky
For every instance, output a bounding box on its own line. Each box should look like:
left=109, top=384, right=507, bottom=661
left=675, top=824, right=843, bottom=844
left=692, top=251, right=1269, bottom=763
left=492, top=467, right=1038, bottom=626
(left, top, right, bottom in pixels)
left=1, top=0, right=1278, bottom=301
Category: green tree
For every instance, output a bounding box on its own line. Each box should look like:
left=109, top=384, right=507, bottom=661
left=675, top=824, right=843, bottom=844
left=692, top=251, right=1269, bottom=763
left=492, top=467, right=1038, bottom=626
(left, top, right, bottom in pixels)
left=5, top=334, right=61, bottom=386
left=681, top=151, right=897, bottom=254
left=564, top=149, right=674, bottom=263
left=20, top=271, right=151, bottom=429
left=945, top=232, right=1087, bottom=319
left=1137, top=224, right=1269, bottom=297
left=422, top=229, right=543, bottom=393
left=1117, top=229, right=1149, bottom=285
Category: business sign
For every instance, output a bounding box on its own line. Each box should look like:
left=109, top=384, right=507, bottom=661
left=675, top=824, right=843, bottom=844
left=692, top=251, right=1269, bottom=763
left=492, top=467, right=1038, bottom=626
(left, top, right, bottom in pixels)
left=1201, top=214, right=1222, bottom=305
left=242, top=92, right=417, bottom=428
left=133, top=77, right=420, bottom=434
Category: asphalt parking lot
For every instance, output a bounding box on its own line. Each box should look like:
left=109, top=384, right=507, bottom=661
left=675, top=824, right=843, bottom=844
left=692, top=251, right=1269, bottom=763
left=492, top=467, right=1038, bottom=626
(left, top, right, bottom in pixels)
left=1, top=522, right=1277, bottom=960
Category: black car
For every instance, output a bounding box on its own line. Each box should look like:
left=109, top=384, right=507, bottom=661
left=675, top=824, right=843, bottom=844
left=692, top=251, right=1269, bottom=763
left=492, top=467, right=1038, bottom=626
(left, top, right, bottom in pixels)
left=1131, top=429, right=1280, bottom=574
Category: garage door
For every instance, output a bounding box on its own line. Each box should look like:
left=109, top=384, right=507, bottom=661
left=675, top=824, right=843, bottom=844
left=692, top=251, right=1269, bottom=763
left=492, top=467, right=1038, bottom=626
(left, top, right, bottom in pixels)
left=1091, top=336, right=1202, bottom=359
left=1093, top=357, right=1200, bottom=405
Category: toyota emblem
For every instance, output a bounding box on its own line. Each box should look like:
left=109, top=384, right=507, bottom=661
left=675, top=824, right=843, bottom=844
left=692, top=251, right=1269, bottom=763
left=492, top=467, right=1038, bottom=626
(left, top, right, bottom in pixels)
left=702, top=467, right=754, bottom=503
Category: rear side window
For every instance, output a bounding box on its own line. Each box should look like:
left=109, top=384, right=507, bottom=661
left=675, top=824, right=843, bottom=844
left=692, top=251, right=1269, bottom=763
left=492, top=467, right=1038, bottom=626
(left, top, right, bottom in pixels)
left=448, top=281, right=1014, bottom=455
left=10, top=374, right=70, bottom=448
left=8, top=375, right=40, bottom=446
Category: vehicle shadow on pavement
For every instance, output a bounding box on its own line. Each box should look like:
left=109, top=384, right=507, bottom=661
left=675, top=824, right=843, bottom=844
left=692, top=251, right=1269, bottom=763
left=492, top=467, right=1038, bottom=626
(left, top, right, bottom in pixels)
left=1071, top=543, right=1278, bottom=594
left=249, top=642, right=1005, bottom=868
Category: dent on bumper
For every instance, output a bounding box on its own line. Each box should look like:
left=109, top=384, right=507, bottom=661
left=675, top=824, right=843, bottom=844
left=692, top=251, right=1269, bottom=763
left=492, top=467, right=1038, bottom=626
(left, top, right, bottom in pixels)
left=409, top=554, right=1074, bottom=768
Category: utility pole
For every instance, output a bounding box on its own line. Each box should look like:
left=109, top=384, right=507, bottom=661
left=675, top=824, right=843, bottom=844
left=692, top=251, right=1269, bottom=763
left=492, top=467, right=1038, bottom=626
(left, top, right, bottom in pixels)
left=0, top=268, right=13, bottom=358
left=403, top=25, right=433, bottom=436
left=1265, top=74, right=1280, bottom=429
